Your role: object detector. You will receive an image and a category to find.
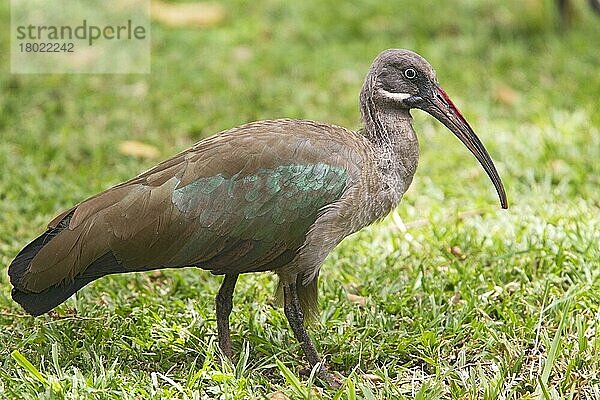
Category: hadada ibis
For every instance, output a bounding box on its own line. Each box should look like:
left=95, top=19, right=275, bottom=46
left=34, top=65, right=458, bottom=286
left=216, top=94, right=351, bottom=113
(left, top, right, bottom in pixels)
left=8, top=49, right=507, bottom=386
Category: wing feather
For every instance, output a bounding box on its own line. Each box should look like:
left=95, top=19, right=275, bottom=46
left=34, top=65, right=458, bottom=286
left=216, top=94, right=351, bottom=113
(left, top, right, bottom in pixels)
left=21, top=119, right=368, bottom=291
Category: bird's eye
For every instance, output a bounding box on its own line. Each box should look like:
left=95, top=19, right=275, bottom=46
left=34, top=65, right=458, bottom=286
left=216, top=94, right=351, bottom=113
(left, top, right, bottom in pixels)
left=404, top=68, right=416, bottom=79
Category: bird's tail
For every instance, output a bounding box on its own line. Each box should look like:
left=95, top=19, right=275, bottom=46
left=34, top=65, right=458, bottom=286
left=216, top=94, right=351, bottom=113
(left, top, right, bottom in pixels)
left=8, top=213, right=125, bottom=316
left=11, top=275, right=95, bottom=317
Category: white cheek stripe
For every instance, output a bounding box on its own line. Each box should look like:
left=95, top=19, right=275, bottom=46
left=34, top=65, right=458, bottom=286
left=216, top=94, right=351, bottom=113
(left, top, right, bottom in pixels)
left=381, top=90, right=412, bottom=101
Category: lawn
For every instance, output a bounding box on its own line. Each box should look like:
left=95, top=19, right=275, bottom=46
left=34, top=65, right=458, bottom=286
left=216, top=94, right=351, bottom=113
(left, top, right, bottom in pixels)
left=1, top=0, right=599, bottom=399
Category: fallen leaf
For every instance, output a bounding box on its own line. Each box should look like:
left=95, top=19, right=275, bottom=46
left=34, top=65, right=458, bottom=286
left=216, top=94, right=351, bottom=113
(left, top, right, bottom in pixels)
left=347, top=293, right=367, bottom=306
left=550, top=159, right=569, bottom=175
left=494, top=84, right=519, bottom=106
left=232, top=46, right=254, bottom=62
left=504, top=281, right=520, bottom=293
left=149, top=271, right=164, bottom=281
left=118, top=140, right=160, bottom=159
left=363, top=373, right=383, bottom=383
left=152, top=1, right=225, bottom=28
left=69, top=46, right=103, bottom=68
left=97, top=294, right=110, bottom=306
left=449, top=246, right=466, bottom=260
left=122, top=82, right=148, bottom=99
left=480, top=285, right=503, bottom=302
left=450, top=292, right=461, bottom=305
left=269, top=391, right=290, bottom=400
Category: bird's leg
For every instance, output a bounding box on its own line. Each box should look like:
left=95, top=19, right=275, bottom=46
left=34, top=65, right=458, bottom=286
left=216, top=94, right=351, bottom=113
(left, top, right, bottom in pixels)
left=283, top=281, right=341, bottom=388
left=215, top=274, right=239, bottom=362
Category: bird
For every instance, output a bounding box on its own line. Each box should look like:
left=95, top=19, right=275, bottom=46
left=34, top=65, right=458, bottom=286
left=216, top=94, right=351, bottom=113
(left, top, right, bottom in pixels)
left=8, top=49, right=507, bottom=386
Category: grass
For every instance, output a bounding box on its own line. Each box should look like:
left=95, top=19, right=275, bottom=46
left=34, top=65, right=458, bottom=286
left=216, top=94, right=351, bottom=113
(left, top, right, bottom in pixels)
left=1, top=0, right=599, bottom=398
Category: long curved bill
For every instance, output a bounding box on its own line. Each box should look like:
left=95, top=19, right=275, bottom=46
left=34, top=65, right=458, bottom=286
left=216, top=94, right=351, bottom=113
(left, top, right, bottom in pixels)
left=419, top=85, right=508, bottom=209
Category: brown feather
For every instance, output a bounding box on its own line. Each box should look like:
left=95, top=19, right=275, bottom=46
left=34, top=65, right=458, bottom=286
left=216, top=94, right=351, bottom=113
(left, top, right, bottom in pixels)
left=20, top=119, right=369, bottom=294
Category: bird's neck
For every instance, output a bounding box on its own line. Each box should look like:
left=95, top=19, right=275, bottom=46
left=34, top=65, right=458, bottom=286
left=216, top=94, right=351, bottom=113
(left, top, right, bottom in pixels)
left=360, top=105, right=420, bottom=196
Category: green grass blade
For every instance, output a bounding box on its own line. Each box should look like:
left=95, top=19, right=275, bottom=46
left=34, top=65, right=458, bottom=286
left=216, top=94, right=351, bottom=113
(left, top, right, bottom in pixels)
left=11, top=350, right=48, bottom=385
left=540, top=304, right=568, bottom=386
left=275, top=358, right=309, bottom=399
left=535, top=301, right=569, bottom=399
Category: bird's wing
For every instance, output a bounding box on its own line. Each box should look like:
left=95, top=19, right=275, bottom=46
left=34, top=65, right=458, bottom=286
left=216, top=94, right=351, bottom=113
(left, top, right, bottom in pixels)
left=21, top=119, right=365, bottom=292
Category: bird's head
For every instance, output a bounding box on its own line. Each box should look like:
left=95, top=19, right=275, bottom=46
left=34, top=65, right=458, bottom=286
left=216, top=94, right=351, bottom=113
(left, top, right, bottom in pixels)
left=361, top=49, right=508, bottom=209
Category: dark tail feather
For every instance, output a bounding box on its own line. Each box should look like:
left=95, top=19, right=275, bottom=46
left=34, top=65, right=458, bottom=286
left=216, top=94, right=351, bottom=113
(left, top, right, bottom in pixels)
left=9, top=218, right=126, bottom=316
left=11, top=276, right=97, bottom=316
left=8, top=224, right=66, bottom=290
left=11, top=251, right=125, bottom=316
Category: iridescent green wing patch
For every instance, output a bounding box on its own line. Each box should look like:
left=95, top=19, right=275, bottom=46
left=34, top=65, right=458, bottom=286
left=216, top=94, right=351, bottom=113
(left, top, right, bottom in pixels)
left=169, top=163, right=348, bottom=271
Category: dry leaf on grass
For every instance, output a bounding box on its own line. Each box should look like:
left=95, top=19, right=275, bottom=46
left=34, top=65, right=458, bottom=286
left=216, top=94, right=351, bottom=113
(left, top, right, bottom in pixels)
left=118, top=140, right=160, bottom=159
left=448, top=246, right=466, bottom=260
left=269, top=391, right=290, bottom=400
left=347, top=293, right=367, bottom=306
left=363, top=373, right=383, bottom=383
left=449, top=291, right=461, bottom=305
left=494, top=84, right=519, bottom=106
left=152, top=1, right=225, bottom=27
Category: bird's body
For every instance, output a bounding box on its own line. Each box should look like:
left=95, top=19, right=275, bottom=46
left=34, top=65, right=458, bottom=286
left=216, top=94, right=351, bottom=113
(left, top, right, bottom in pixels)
left=8, top=49, right=507, bottom=386
left=10, top=118, right=416, bottom=315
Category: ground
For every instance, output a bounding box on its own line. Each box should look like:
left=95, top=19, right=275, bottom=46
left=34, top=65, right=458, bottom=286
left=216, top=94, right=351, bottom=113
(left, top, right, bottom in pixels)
left=1, top=0, right=599, bottom=399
